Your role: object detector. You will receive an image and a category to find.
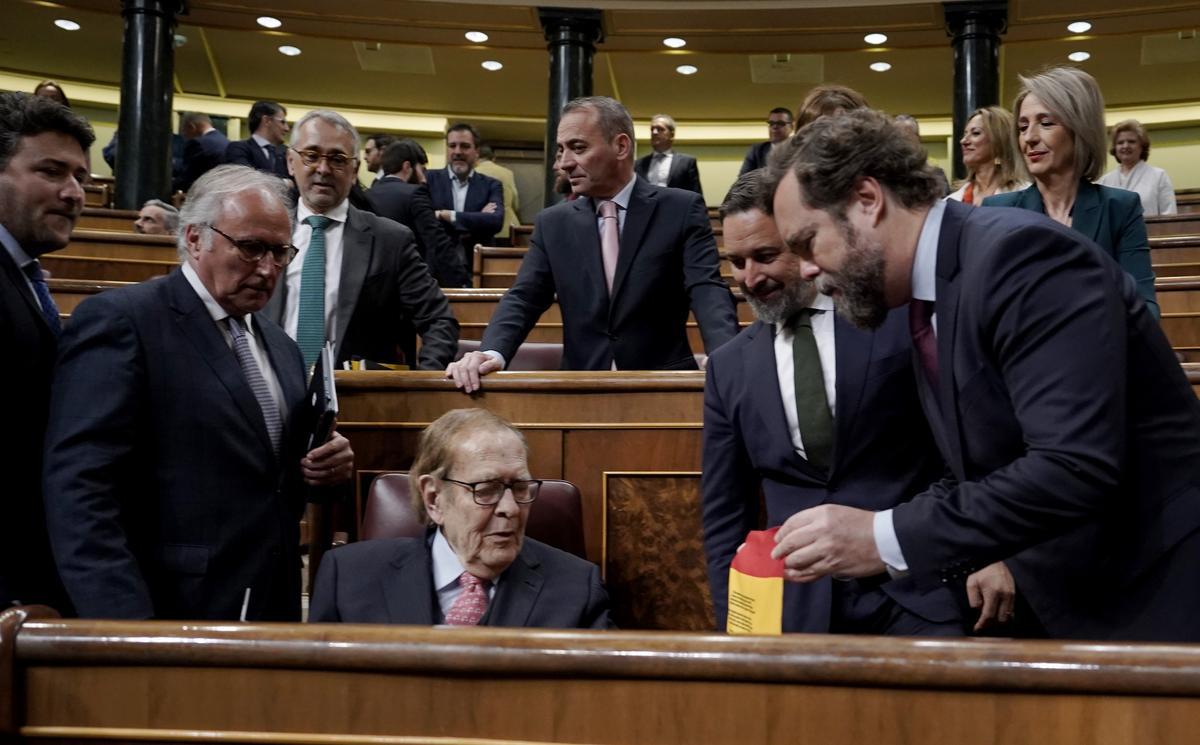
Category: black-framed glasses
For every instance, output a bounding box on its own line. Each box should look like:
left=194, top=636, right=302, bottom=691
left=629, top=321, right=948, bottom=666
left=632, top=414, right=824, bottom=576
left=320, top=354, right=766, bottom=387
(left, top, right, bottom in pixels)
left=767, top=119, right=792, bottom=128
left=207, top=225, right=298, bottom=267
left=441, top=476, right=542, bottom=506
left=289, top=147, right=357, bottom=171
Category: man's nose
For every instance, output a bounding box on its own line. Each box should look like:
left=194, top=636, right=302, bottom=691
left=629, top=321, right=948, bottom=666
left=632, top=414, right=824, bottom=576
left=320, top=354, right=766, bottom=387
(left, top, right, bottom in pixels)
left=799, top=257, right=822, bottom=281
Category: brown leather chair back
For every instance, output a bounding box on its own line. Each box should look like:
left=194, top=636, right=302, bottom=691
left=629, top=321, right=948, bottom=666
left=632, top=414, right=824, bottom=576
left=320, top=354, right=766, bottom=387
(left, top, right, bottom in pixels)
left=362, top=472, right=587, bottom=559
left=456, top=338, right=564, bottom=371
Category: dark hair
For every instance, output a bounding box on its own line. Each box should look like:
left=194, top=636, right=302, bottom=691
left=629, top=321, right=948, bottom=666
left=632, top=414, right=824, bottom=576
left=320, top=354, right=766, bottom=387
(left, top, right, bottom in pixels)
left=769, top=106, right=793, bottom=120
left=719, top=169, right=771, bottom=220
left=447, top=122, right=481, bottom=146
left=0, top=92, right=95, bottom=170
left=33, top=81, right=70, bottom=108
left=766, top=107, right=942, bottom=216
left=479, top=144, right=494, bottom=159
left=380, top=138, right=426, bottom=176
left=795, top=84, right=869, bottom=129
left=368, top=133, right=397, bottom=151
left=562, top=96, right=635, bottom=143
left=248, top=101, right=285, bottom=133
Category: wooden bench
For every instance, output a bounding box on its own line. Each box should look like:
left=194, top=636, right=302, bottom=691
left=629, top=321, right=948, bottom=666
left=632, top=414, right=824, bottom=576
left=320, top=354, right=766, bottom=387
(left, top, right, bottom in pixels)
left=42, top=254, right=173, bottom=283
left=1147, top=214, right=1200, bottom=237
left=75, top=208, right=139, bottom=232
left=59, top=229, right=177, bottom=261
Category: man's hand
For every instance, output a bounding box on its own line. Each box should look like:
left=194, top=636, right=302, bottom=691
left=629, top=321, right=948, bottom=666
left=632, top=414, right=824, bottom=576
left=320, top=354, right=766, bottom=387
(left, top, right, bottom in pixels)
left=770, top=504, right=884, bottom=582
left=302, top=431, right=354, bottom=487
left=966, top=561, right=1016, bottom=632
left=436, top=209, right=452, bottom=223
left=445, top=351, right=503, bottom=393
left=482, top=202, right=498, bottom=214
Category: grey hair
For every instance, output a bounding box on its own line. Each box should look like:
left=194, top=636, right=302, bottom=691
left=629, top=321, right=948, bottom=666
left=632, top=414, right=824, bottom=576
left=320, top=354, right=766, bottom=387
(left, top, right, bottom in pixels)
left=290, top=109, right=360, bottom=150
left=651, top=113, right=677, bottom=133
left=1013, top=66, right=1107, bottom=182
left=141, top=199, right=179, bottom=234
left=562, top=96, right=635, bottom=144
left=176, top=164, right=293, bottom=261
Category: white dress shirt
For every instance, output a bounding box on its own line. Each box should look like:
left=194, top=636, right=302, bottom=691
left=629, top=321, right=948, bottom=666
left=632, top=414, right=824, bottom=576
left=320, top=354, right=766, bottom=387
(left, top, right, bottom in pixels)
left=446, top=166, right=474, bottom=223
left=432, top=528, right=498, bottom=618
left=648, top=150, right=674, bottom=187
left=773, top=292, right=837, bottom=458
left=284, top=199, right=350, bottom=343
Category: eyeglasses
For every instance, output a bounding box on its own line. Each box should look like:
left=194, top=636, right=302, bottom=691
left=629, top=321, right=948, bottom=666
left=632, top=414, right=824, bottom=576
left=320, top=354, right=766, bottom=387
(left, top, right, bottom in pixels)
left=270, top=116, right=289, bottom=126
left=441, top=476, right=542, bottom=506
left=289, top=147, right=357, bottom=171
left=207, top=225, right=298, bottom=267
left=767, top=120, right=792, bottom=128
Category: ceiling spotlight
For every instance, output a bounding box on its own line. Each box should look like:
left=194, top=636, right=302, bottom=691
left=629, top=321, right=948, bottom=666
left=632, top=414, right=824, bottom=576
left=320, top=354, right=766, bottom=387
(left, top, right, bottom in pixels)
left=1068, top=51, right=1091, bottom=62
left=663, top=37, right=687, bottom=49
left=481, top=60, right=503, bottom=71
left=465, top=31, right=489, bottom=43
left=864, top=33, right=888, bottom=45
left=256, top=16, right=282, bottom=29
left=870, top=61, right=892, bottom=72
left=676, top=64, right=698, bottom=75
left=54, top=19, right=81, bottom=31
left=278, top=45, right=302, bottom=57
left=1067, top=21, right=1092, bottom=34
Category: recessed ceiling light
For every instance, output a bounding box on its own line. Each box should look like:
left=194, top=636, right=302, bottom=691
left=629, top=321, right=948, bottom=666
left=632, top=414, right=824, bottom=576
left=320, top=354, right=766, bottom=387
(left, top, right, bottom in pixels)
left=465, top=31, right=489, bottom=43
left=1067, top=21, right=1092, bottom=34
left=256, top=16, right=282, bottom=29
left=1068, top=51, right=1091, bottom=62
left=481, top=60, right=503, bottom=71
left=54, top=19, right=80, bottom=31
left=278, top=45, right=302, bottom=57
left=864, top=33, right=888, bottom=45
left=663, top=37, right=687, bottom=49
left=676, top=64, right=698, bottom=75
left=870, top=61, right=892, bottom=72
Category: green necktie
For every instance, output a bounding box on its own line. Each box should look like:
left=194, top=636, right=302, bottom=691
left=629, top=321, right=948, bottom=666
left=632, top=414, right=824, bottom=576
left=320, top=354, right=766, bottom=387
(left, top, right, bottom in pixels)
left=297, top=214, right=331, bottom=368
left=791, top=309, right=833, bottom=471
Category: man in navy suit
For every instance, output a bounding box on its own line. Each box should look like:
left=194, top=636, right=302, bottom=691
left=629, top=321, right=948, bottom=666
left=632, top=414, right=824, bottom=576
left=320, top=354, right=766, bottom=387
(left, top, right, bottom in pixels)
left=446, top=96, right=738, bottom=390
left=702, top=171, right=960, bottom=635
left=224, top=101, right=290, bottom=179
left=175, top=112, right=229, bottom=192
left=43, top=165, right=354, bottom=621
left=634, top=114, right=704, bottom=198
left=310, top=409, right=612, bottom=629
left=768, top=108, right=1200, bottom=641
left=0, top=92, right=92, bottom=613
left=425, top=122, right=504, bottom=272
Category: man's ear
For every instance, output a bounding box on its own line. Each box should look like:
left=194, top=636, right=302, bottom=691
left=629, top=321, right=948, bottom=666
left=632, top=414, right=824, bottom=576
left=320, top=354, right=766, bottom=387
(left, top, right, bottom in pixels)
left=613, top=133, right=633, bottom=161
left=184, top=223, right=204, bottom=259
left=850, top=176, right=886, bottom=227
left=419, top=474, right=444, bottom=525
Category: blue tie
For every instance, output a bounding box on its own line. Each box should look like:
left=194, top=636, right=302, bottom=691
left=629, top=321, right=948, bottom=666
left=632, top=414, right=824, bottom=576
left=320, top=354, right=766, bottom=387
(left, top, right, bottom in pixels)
left=23, top=260, right=61, bottom=336
left=228, top=316, right=282, bottom=454
left=297, top=215, right=331, bottom=368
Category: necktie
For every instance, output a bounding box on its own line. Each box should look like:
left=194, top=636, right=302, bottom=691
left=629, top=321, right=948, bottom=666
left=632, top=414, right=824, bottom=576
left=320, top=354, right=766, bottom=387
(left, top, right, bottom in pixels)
left=444, top=571, right=489, bottom=626
left=22, top=260, right=61, bottom=336
left=791, top=309, right=833, bottom=472
left=598, top=200, right=620, bottom=294
left=909, top=299, right=939, bottom=389
left=263, top=144, right=275, bottom=166
left=296, top=215, right=331, bottom=368
left=227, top=317, right=283, bottom=454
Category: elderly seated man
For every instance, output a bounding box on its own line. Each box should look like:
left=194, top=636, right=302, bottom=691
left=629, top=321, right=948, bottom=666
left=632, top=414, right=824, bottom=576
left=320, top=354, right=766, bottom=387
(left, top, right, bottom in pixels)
left=309, top=408, right=613, bottom=628
left=133, top=199, right=179, bottom=235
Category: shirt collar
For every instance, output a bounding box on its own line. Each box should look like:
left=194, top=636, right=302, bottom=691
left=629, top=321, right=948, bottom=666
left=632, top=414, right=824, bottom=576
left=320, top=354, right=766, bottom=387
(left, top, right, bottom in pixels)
left=181, top=261, right=254, bottom=331
left=251, top=134, right=274, bottom=150
left=0, top=223, right=34, bottom=269
left=446, top=165, right=474, bottom=183
left=773, top=291, right=834, bottom=337
left=297, top=195, right=350, bottom=226
left=431, top=528, right=468, bottom=592
left=910, top=199, right=946, bottom=303
left=596, top=175, right=638, bottom=213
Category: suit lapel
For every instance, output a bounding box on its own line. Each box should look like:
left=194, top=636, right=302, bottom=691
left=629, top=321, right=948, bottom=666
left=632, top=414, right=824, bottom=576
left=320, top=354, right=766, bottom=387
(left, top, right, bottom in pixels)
left=382, top=540, right=437, bottom=624
left=484, top=545, right=544, bottom=627
left=1070, top=181, right=1103, bottom=244
left=829, top=314, right=870, bottom=477
left=749, top=322, right=825, bottom=481
left=575, top=198, right=609, bottom=303
left=931, top=203, right=969, bottom=478
left=611, top=178, right=655, bottom=303
left=335, top=207, right=371, bottom=362
left=0, top=248, right=54, bottom=337
left=667, top=154, right=685, bottom=185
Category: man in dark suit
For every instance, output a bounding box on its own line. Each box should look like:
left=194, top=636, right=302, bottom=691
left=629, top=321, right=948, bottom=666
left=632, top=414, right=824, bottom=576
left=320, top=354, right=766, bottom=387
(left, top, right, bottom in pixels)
left=426, top=122, right=505, bottom=271
left=43, top=165, right=355, bottom=620
left=0, top=92, right=92, bottom=613
left=310, top=409, right=612, bottom=628
left=634, top=114, right=704, bottom=198
left=739, top=107, right=792, bottom=176
left=768, top=108, right=1200, bottom=642
left=703, top=171, right=959, bottom=635
left=446, top=96, right=738, bottom=391
left=266, top=109, right=458, bottom=371
left=175, top=112, right=229, bottom=192
left=224, top=101, right=290, bottom=179
left=368, top=139, right=469, bottom=287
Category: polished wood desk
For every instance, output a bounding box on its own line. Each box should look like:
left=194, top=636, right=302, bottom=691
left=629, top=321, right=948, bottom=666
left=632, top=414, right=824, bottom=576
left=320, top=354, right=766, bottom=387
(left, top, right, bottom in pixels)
left=75, top=208, right=139, bottom=232
left=58, top=229, right=177, bottom=261
left=1147, top=213, right=1200, bottom=237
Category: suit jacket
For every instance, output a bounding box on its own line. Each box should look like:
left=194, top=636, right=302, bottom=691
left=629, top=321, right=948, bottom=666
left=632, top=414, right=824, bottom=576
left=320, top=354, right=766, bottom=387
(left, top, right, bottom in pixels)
left=635, top=151, right=704, bottom=198
left=0, top=246, right=69, bottom=612
left=264, top=204, right=459, bottom=370
left=481, top=177, right=739, bottom=370
left=367, top=177, right=470, bottom=287
left=176, top=129, right=230, bottom=192
left=739, top=141, right=773, bottom=176
left=309, top=534, right=613, bottom=629
left=43, top=269, right=310, bottom=621
left=224, top=137, right=289, bottom=178
left=702, top=311, right=957, bottom=633
left=892, top=200, right=1200, bottom=641
left=983, top=181, right=1158, bottom=317
left=425, top=168, right=505, bottom=244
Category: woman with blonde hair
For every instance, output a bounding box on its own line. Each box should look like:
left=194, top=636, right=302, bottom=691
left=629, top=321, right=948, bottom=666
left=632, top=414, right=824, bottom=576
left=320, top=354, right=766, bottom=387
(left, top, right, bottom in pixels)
left=1097, top=119, right=1177, bottom=216
left=948, top=105, right=1027, bottom=204
left=984, top=66, right=1157, bottom=317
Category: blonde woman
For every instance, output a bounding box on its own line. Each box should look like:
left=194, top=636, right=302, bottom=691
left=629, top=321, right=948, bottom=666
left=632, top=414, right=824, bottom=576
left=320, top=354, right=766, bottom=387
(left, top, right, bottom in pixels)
left=948, top=106, right=1027, bottom=204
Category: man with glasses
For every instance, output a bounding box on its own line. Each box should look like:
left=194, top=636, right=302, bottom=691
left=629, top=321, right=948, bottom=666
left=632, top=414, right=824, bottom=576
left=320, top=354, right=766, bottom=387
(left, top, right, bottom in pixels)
left=43, top=165, right=355, bottom=620
left=739, top=107, right=793, bottom=176
left=224, top=100, right=290, bottom=179
left=310, top=408, right=612, bottom=628
left=266, top=109, right=458, bottom=370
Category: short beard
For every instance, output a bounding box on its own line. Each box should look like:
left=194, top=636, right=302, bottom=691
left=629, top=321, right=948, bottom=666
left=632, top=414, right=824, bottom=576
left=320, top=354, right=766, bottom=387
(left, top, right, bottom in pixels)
left=743, top=277, right=818, bottom=326
left=819, top=222, right=890, bottom=330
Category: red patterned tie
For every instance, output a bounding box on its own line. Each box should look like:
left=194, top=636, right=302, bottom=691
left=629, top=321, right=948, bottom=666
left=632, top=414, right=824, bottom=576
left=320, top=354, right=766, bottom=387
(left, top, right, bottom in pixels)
left=909, top=299, right=939, bottom=389
left=444, top=572, right=489, bottom=626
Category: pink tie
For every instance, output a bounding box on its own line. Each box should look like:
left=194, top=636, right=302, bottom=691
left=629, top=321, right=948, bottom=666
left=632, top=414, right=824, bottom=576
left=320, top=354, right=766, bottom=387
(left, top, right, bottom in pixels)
left=598, top=199, right=620, bottom=293
left=444, top=571, right=489, bottom=626
left=909, top=299, right=939, bottom=389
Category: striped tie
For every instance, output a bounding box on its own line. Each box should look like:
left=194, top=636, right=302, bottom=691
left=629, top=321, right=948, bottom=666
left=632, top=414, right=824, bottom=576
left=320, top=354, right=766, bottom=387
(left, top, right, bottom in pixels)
left=22, top=260, right=62, bottom=336
left=296, top=214, right=331, bottom=368
left=227, top=316, right=282, bottom=454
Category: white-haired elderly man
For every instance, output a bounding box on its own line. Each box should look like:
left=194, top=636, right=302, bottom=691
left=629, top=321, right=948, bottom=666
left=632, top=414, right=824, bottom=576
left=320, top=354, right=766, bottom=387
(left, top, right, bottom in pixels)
left=44, top=164, right=354, bottom=621
left=133, top=198, right=179, bottom=235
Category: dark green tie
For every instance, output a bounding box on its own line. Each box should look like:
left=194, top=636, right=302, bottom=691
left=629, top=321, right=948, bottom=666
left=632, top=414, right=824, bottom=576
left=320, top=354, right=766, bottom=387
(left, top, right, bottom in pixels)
left=297, top=214, right=331, bottom=368
left=791, top=309, right=833, bottom=471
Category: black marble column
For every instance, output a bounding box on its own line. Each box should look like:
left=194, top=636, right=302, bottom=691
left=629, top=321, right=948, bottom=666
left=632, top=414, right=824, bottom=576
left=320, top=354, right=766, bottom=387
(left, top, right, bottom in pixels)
left=115, top=0, right=185, bottom=209
left=539, top=8, right=604, bottom=207
left=944, top=1, right=1007, bottom=181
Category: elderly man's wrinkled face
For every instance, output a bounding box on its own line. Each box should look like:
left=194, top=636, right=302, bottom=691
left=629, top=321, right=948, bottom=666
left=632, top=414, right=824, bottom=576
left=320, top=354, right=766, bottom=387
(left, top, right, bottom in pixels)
left=134, top=205, right=171, bottom=235
left=424, top=429, right=531, bottom=580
